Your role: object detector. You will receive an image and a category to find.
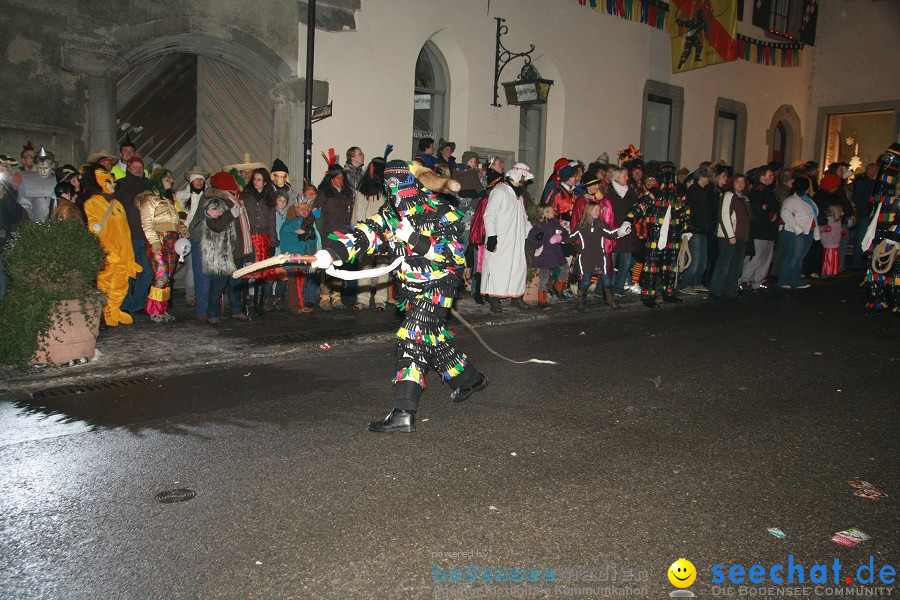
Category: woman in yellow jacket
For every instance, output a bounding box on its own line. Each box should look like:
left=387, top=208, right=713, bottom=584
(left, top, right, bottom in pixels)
left=137, top=168, right=189, bottom=323
left=83, top=164, right=142, bottom=326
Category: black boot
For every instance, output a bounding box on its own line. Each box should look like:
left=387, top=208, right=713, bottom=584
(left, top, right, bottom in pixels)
left=510, top=296, right=530, bottom=310
left=602, top=285, right=620, bottom=309
left=450, top=371, right=489, bottom=403
left=253, top=282, right=267, bottom=316
left=488, top=297, right=502, bottom=313
left=368, top=409, right=416, bottom=433
left=472, top=273, right=484, bottom=304
left=663, top=293, right=683, bottom=304
left=643, top=297, right=658, bottom=308
left=575, top=288, right=588, bottom=311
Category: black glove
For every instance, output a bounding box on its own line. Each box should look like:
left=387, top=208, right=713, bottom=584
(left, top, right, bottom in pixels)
left=486, top=235, right=498, bottom=252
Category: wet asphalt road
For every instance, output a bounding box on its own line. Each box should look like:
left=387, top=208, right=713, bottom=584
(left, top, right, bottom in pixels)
left=1, top=277, right=898, bottom=599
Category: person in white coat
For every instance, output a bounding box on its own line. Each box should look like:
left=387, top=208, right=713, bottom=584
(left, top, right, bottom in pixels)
left=481, top=163, right=533, bottom=312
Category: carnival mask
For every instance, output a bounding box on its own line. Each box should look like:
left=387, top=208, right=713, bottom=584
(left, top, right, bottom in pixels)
left=95, top=168, right=115, bottom=194
left=272, top=171, right=288, bottom=187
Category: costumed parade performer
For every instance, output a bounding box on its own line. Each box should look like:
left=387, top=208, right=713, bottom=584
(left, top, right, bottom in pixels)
left=309, top=160, right=488, bottom=433
left=83, top=163, right=142, bottom=326
left=621, top=162, right=691, bottom=308
left=861, top=143, right=900, bottom=313
left=136, top=168, right=190, bottom=323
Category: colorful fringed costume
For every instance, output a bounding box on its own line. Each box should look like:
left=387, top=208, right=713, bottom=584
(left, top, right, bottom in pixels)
left=862, top=143, right=900, bottom=312
left=623, top=163, right=690, bottom=305
left=136, top=189, right=189, bottom=317
left=321, top=160, right=485, bottom=414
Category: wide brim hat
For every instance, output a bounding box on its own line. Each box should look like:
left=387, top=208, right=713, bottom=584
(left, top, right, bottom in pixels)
left=184, top=164, right=210, bottom=182
left=582, top=171, right=603, bottom=188
left=438, top=138, right=456, bottom=153
left=224, top=152, right=267, bottom=172
left=87, top=149, right=115, bottom=163
left=624, top=158, right=645, bottom=171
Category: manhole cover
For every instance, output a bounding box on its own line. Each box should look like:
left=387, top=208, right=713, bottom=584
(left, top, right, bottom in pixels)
left=155, top=488, right=196, bottom=504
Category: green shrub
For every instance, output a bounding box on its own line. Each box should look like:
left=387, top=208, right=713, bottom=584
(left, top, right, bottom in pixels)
left=0, top=219, right=105, bottom=365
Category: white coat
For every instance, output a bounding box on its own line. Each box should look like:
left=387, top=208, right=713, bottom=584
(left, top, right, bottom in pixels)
left=481, top=182, right=529, bottom=296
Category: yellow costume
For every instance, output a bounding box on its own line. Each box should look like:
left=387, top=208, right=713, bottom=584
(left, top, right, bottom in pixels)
left=84, top=168, right=141, bottom=326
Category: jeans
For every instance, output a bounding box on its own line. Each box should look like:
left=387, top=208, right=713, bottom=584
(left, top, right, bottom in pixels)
left=679, top=234, right=707, bottom=288
left=190, top=239, right=211, bottom=317
left=208, top=273, right=245, bottom=317
left=124, top=239, right=153, bottom=313
left=778, top=229, right=813, bottom=288
left=612, top=252, right=631, bottom=294
left=709, top=238, right=746, bottom=298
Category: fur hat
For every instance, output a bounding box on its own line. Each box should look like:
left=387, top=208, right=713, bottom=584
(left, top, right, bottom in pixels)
left=410, top=161, right=460, bottom=194
left=210, top=171, right=240, bottom=194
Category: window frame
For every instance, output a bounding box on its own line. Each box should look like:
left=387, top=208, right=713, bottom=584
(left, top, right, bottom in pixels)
left=412, top=41, right=450, bottom=157
left=711, top=97, right=748, bottom=171
left=641, top=80, right=684, bottom=165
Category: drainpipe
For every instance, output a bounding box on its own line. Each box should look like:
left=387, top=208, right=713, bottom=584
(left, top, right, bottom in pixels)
left=303, top=0, right=316, bottom=184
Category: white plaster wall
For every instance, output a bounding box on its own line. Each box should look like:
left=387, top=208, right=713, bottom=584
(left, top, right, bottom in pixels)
left=299, top=0, right=872, bottom=183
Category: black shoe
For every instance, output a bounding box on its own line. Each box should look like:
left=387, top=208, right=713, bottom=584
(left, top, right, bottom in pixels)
left=367, top=409, right=416, bottom=433
left=489, top=299, right=502, bottom=313
left=663, top=294, right=683, bottom=304
left=642, top=298, right=658, bottom=308
left=450, top=373, right=489, bottom=403
left=472, top=293, right=485, bottom=305
left=510, top=297, right=530, bottom=310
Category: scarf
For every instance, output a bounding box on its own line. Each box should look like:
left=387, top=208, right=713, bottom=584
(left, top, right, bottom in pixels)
left=612, top=181, right=629, bottom=198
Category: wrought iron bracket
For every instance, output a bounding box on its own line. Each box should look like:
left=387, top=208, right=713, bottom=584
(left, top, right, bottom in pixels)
left=492, top=17, right=535, bottom=107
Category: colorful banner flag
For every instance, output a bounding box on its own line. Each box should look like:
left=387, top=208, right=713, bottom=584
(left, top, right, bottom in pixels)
left=667, top=0, right=738, bottom=73
left=752, top=0, right=771, bottom=29
left=799, top=0, right=818, bottom=46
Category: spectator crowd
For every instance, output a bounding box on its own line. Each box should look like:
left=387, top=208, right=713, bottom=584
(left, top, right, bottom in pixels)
left=0, top=133, right=885, bottom=331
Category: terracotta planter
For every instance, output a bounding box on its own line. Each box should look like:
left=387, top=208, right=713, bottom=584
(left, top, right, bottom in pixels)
left=31, top=299, right=102, bottom=366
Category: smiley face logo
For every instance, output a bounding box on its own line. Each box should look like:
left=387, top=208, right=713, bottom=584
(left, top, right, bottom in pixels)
left=668, top=558, right=697, bottom=588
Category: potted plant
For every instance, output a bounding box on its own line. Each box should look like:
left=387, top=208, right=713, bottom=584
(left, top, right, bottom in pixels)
left=0, top=218, right=105, bottom=366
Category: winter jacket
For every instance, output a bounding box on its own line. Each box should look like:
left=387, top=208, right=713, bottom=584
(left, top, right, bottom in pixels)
left=685, top=183, right=713, bottom=234
left=314, top=182, right=354, bottom=238
left=116, top=173, right=149, bottom=241
left=135, top=190, right=189, bottom=250
left=607, top=183, right=639, bottom=253
left=747, top=184, right=778, bottom=241
left=241, top=188, right=277, bottom=239
left=780, top=193, right=821, bottom=241
left=717, top=191, right=751, bottom=241
left=819, top=216, right=843, bottom=249
left=571, top=219, right=619, bottom=277
left=527, top=218, right=569, bottom=270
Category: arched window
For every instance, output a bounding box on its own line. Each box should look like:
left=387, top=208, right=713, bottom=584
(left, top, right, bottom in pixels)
left=412, top=42, right=448, bottom=157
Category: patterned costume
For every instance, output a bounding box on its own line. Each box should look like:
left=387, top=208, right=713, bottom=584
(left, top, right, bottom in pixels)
left=318, top=160, right=487, bottom=433
left=84, top=167, right=142, bottom=326
left=136, top=189, right=189, bottom=318
left=862, top=144, right=900, bottom=312
left=623, top=163, right=690, bottom=307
